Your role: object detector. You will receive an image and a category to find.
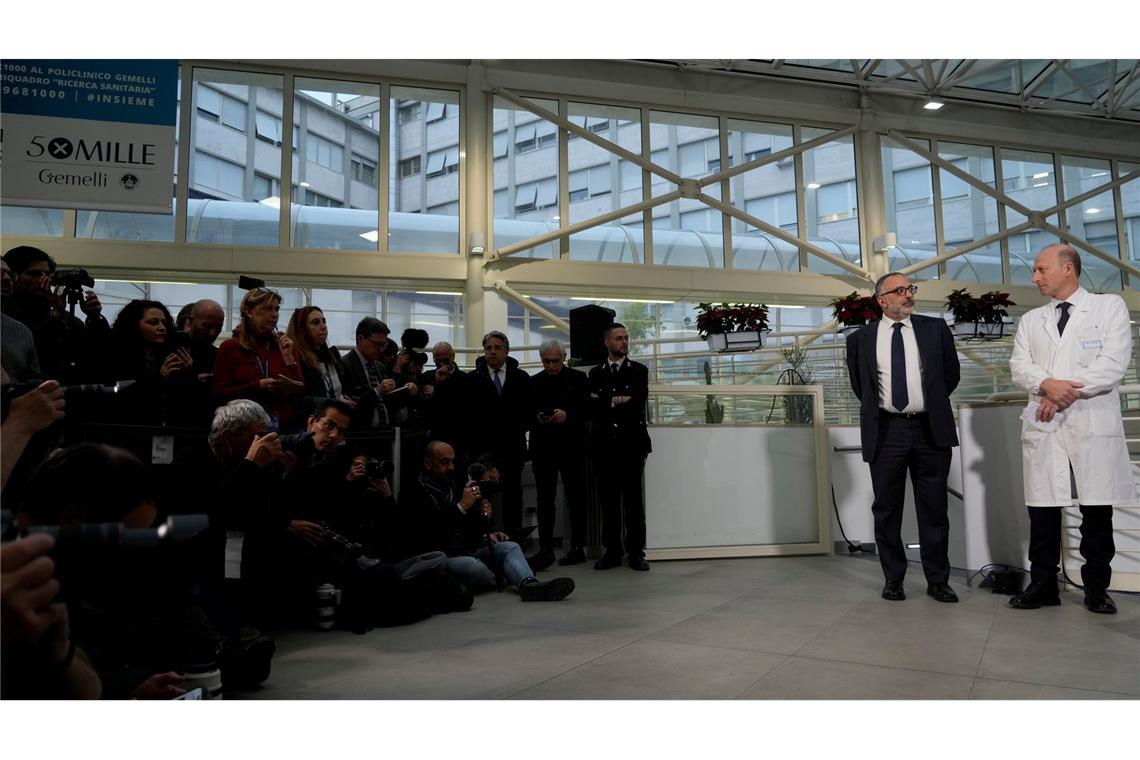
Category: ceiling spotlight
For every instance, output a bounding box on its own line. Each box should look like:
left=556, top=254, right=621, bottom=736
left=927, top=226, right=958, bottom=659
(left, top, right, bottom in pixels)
left=1085, top=207, right=1101, bottom=215
left=923, top=99, right=945, bottom=111
left=1032, top=172, right=1050, bottom=179
left=806, top=182, right=821, bottom=190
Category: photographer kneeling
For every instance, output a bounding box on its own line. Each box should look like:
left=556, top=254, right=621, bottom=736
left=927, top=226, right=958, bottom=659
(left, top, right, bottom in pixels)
left=399, top=441, right=575, bottom=602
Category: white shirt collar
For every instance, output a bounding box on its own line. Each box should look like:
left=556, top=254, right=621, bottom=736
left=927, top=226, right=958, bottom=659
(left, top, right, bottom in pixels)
left=1050, top=286, right=1086, bottom=310
left=879, top=315, right=913, bottom=330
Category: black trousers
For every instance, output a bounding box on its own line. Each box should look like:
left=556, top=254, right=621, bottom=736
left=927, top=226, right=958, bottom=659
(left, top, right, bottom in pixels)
left=595, top=447, right=647, bottom=560
left=868, top=414, right=952, bottom=585
left=497, top=454, right=524, bottom=541
left=1027, top=505, right=1115, bottom=592
left=532, top=448, right=587, bottom=550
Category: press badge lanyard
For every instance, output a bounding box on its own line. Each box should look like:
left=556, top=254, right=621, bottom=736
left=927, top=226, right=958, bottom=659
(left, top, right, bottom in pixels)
left=253, top=341, right=272, bottom=378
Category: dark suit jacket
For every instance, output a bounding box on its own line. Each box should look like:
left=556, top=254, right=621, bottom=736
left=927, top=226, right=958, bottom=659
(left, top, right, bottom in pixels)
left=845, top=314, right=960, bottom=463
left=530, top=365, right=590, bottom=451
left=341, top=348, right=389, bottom=429
left=469, top=356, right=534, bottom=461
left=587, top=358, right=652, bottom=456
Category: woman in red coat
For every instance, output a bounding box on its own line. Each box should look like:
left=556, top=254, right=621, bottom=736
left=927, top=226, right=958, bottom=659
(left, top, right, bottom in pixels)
left=212, top=287, right=303, bottom=430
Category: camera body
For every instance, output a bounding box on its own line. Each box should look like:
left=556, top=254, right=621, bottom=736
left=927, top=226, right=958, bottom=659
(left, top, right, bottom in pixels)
left=365, top=458, right=394, bottom=480
left=51, top=267, right=94, bottom=290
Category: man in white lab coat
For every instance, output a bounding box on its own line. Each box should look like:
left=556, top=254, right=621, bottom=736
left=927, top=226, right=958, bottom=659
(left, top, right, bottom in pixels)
left=1008, top=244, right=1135, bottom=615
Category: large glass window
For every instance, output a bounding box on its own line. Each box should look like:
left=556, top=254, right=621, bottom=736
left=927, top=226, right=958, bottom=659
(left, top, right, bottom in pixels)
left=649, top=111, right=723, bottom=268
left=187, top=68, right=283, bottom=247
left=937, top=142, right=1001, bottom=283
left=492, top=96, right=560, bottom=259
left=292, top=78, right=381, bottom=251
left=881, top=137, right=938, bottom=280
left=1002, top=148, right=1061, bottom=285
left=728, top=119, right=797, bottom=271
left=0, top=206, right=66, bottom=237
left=1060, top=156, right=1121, bottom=291
left=1122, top=162, right=1140, bottom=293
left=802, top=127, right=861, bottom=273
left=388, top=87, right=461, bottom=255
left=567, top=102, right=643, bottom=264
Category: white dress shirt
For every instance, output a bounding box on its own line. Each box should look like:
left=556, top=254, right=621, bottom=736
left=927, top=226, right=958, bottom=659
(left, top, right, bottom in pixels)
left=875, top=316, right=925, bottom=413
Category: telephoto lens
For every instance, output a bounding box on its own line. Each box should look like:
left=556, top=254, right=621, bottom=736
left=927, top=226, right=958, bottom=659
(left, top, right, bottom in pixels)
left=314, top=583, right=339, bottom=631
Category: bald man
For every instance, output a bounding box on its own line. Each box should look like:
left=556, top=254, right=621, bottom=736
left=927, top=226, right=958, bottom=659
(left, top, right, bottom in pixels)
left=1009, top=244, right=1133, bottom=615
left=185, top=299, right=225, bottom=376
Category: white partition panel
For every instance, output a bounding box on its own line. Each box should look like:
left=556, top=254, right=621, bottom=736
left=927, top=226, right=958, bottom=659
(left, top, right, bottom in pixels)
left=643, top=384, right=829, bottom=560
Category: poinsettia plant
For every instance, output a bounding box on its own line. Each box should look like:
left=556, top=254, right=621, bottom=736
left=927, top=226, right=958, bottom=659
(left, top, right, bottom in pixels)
left=830, top=292, right=882, bottom=327
left=694, top=302, right=770, bottom=337
left=945, top=288, right=1015, bottom=324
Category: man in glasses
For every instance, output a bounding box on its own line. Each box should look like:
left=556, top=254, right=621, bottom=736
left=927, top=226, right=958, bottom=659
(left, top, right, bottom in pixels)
left=845, top=273, right=961, bottom=603
left=342, top=317, right=396, bottom=430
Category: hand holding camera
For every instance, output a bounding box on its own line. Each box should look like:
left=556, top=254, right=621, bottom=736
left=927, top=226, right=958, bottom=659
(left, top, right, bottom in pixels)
left=159, top=348, right=194, bottom=378
left=458, top=481, right=480, bottom=512
left=245, top=432, right=283, bottom=468
left=0, top=533, right=64, bottom=648
left=4, top=380, right=66, bottom=435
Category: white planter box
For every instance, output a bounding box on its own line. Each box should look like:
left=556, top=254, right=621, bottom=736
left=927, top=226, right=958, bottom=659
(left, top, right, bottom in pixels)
left=706, top=330, right=764, bottom=353
left=950, top=320, right=1010, bottom=341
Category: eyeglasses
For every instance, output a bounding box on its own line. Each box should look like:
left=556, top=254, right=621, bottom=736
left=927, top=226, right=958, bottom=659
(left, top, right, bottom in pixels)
left=315, top=418, right=348, bottom=435
left=879, top=285, right=918, bottom=297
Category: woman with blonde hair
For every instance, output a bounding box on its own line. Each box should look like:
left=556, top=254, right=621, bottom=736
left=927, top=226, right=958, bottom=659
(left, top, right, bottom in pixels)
left=212, top=287, right=303, bottom=429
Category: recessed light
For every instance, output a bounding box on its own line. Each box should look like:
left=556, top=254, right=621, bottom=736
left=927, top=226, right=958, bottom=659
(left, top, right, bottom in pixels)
left=1032, top=172, right=1050, bottom=179
left=806, top=182, right=821, bottom=190
left=1085, top=207, right=1101, bottom=214
left=922, top=100, right=944, bottom=111
left=299, top=182, right=311, bottom=187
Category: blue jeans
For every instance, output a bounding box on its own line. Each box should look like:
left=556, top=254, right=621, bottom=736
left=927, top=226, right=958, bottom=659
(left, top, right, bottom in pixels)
left=445, top=541, right=533, bottom=592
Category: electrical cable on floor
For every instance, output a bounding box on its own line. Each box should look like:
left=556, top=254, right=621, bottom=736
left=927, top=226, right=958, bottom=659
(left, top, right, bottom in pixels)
left=830, top=483, right=864, bottom=553
left=1060, top=551, right=1140, bottom=597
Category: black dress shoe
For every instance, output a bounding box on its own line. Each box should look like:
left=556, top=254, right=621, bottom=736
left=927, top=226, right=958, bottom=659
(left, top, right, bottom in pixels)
left=527, top=549, right=556, bottom=572
left=558, top=548, right=587, bottom=566
left=628, top=556, right=650, bottom=571
left=1084, top=591, right=1117, bottom=614
left=1009, top=580, right=1061, bottom=609
left=926, top=582, right=959, bottom=603
left=518, top=577, right=575, bottom=602
left=881, top=580, right=905, bottom=601
left=594, top=554, right=622, bottom=570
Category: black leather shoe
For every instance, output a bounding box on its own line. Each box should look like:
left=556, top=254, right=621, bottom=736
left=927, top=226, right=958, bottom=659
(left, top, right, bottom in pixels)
left=594, top=554, right=622, bottom=570
left=1009, top=580, right=1061, bottom=609
left=628, top=556, right=650, bottom=571
left=527, top=549, right=556, bottom=572
left=881, top=580, right=905, bottom=601
left=518, top=577, right=575, bottom=602
left=1084, top=591, right=1117, bottom=614
left=926, top=582, right=959, bottom=603
left=558, top=548, right=586, bottom=566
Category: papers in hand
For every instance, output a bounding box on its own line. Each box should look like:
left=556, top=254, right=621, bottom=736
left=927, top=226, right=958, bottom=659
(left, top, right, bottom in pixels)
left=1022, top=401, right=1065, bottom=433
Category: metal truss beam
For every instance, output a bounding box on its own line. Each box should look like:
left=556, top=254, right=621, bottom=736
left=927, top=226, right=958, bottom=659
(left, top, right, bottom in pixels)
left=1043, top=168, right=1140, bottom=218
left=898, top=221, right=1035, bottom=277
left=1039, top=221, right=1140, bottom=280
left=698, top=125, right=856, bottom=187
left=489, top=278, right=571, bottom=333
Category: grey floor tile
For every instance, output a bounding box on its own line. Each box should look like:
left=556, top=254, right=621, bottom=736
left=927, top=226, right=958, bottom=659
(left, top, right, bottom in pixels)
left=969, top=677, right=1137, bottom=700
left=713, top=594, right=861, bottom=626
left=509, top=666, right=711, bottom=700
left=463, top=598, right=697, bottom=638
left=795, top=616, right=991, bottom=676
left=738, top=656, right=974, bottom=699
left=650, top=609, right=830, bottom=655
left=978, top=642, right=1140, bottom=695
left=527, top=639, right=786, bottom=699
left=585, top=587, right=740, bottom=614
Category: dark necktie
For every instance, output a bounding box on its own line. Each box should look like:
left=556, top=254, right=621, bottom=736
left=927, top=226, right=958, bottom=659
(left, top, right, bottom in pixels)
left=1057, top=302, right=1072, bottom=337
left=610, top=362, right=620, bottom=374
left=493, top=370, right=503, bottom=395
left=891, top=322, right=909, bottom=412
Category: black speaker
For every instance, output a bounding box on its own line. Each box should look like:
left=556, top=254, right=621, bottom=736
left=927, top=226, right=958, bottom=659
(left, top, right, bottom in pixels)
left=569, top=304, right=615, bottom=364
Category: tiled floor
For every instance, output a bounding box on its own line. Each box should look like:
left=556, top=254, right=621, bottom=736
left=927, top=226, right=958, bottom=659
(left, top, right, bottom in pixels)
left=241, top=554, right=1140, bottom=700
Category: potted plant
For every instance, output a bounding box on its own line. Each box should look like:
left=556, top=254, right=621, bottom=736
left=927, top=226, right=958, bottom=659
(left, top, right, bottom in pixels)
left=695, top=302, right=770, bottom=352
left=831, top=291, right=882, bottom=334
left=945, top=288, right=1015, bottom=341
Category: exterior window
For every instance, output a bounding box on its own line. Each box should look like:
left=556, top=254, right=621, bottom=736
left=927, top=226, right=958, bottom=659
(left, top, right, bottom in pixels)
left=817, top=181, right=855, bottom=223
left=398, top=102, right=422, bottom=124
left=305, top=189, right=343, bottom=208
left=426, top=102, right=445, bottom=122
left=399, top=156, right=421, bottom=178
left=426, top=149, right=457, bottom=179
left=894, top=166, right=932, bottom=207
left=515, top=123, right=537, bottom=153
left=515, top=183, right=538, bottom=213
left=351, top=156, right=377, bottom=187
left=255, top=112, right=282, bottom=144
left=304, top=133, right=344, bottom=171
left=193, top=153, right=244, bottom=197
left=196, top=87, right=247, bottom=132
left=493, top=131, right=508, bottom=159
left=536, top=121, right=557, bottom=149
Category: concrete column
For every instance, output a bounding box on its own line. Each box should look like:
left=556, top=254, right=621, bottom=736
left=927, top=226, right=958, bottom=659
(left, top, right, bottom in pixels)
left=464, top=62, right=490, bottom=346
left=856, top=111, right=889, bottom=281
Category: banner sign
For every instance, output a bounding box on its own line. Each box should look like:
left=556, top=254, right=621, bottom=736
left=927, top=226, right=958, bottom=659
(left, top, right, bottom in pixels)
left=1, top=59, right=179, bottom=214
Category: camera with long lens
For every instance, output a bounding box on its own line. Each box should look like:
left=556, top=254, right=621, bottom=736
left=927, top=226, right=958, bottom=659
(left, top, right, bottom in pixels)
left=364, top=458, right=393, bottom=480
left=0, top=380, right=133, bottom=425
left=314, top=521, right=382, bottom=574
left=0, top=509, right=209, bottom=551
left=466, top=462, right=503, bottom=500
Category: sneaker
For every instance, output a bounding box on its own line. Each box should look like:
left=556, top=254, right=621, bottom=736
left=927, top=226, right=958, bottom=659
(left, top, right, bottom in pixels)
left=527, top=548, right=556, bottom=572
left=517, top=576, right=576, bottom=602
left=558, top=547, right=587, bottom=566
left=1009, top=580, right=1061, bottom=609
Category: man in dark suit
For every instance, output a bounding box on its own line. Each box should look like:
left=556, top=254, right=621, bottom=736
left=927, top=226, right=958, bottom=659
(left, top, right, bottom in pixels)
left=469, top=330, right=534, bottom=541
left=845, top=272, right=961, bottom=603
left=588, top=323, right=653, bottom=571
left=529, top=338, right=590, bottom=569
left=341, top=317, right=395, bottom=430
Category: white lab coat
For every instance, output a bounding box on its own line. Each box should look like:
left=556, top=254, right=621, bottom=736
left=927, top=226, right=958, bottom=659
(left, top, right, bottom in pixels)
left=1009, top=287, right=1136, bottom=507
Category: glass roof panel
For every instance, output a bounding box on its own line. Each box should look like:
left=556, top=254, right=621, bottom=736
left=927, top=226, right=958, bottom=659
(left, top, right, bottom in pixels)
left=868, top=60, right=918, bottom=81
left=782, top=59, right=855, bottom=73
left=954, top=60, right=1049, bottom=94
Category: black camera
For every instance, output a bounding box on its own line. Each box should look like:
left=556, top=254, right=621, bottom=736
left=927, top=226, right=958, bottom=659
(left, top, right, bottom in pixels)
left=277, top=431, right=314, bottom=451
left=400, top=328, right=429, bottom=350
left=1, top=380, right=131, bottom=424
left=50, top=267, right=94, bottom=290
left=365, top=458, right=394, bottom=479
left=238, top=275, right=266, bottom=290
left=466, top=463, right=503, bottom=499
